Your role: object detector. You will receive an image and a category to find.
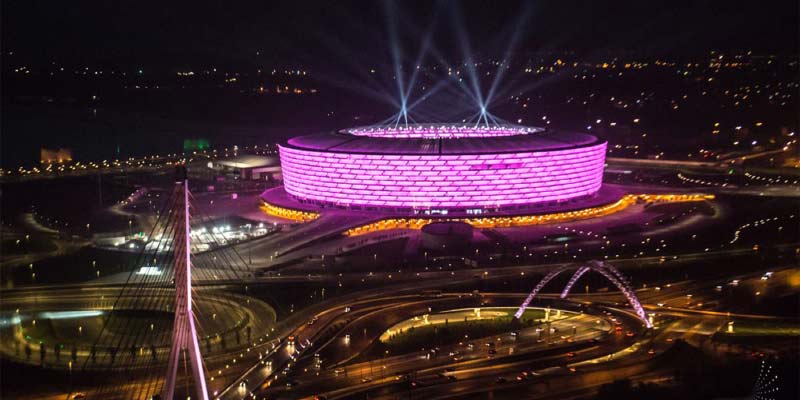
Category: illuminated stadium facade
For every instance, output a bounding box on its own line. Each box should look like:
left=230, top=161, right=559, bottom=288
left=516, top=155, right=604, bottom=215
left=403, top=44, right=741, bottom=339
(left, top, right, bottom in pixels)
left=277, top=124, right=607, bottom=214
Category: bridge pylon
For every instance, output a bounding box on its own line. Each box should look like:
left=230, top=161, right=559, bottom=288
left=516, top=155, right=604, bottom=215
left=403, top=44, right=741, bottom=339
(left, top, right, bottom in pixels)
left=162, top=179, right=209, bottom=400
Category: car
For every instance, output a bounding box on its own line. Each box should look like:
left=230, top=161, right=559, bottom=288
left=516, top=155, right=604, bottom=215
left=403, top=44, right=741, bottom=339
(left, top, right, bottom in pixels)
left=488, top=349, right=497, bottom=356
left=70, top=394, right=87, bottom=400
left=566, top=352, right=575, bottom=358
left=334, top=368, right=345, bottom=375
left=647, top=348, right=656, bottom=355
left=361, top=377, right=373, bottom=383
left=494, top=377, right=508, bottom=384
left=286, top=380, right=299, bottom=388
left=626, top=331, right=635, bottom=337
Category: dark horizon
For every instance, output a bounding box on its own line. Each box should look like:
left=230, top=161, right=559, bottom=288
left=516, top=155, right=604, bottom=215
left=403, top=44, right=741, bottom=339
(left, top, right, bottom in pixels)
left=3, top=0, right=798, bottom=69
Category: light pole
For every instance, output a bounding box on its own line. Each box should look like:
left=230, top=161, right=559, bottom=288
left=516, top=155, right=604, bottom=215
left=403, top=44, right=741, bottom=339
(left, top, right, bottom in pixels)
left=68, top=360, right=73, bottom=393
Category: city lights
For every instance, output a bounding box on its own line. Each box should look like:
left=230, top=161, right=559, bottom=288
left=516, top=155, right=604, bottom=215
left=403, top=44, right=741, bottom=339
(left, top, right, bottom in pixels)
left=1, top=2, right=797, bottom=399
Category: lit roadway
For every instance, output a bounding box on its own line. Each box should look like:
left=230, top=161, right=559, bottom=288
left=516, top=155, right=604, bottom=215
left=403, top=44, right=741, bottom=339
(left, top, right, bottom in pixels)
left=266, top=313, right=622, bottom=400
left=217, top=262, right=795, bottom=400
left=3, top=258, right=793, bottom=399
left=4, top=187, right=797, bottom=399
left=222, top=293, right=637, bottom=400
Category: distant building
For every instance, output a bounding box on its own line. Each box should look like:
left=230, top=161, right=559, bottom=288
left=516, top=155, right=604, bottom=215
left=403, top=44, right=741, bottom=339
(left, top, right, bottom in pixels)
left=208, top=155, right=281, bottom=181
left=40, top=148, right=73, bottom=164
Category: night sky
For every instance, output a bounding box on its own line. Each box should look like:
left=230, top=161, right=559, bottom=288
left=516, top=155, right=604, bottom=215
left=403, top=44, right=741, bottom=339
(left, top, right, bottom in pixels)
left=3, top=0, right=798, bottom=67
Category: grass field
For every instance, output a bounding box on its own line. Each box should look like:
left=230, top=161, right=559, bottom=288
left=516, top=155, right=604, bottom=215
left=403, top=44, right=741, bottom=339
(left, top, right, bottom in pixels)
left=376, top=308, right=560, bottom=355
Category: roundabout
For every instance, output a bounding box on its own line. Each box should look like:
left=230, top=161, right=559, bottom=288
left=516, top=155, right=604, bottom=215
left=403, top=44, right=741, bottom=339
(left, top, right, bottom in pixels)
left=0, top=287, right=276, bottom=370
left=255, top=292, right=646, bottom=400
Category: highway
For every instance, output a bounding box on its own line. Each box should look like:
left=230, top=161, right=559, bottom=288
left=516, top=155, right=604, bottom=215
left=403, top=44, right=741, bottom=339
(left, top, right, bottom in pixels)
left=221, top=261, right=797, bottom=400
left=2, top=155, right=798, bottom=399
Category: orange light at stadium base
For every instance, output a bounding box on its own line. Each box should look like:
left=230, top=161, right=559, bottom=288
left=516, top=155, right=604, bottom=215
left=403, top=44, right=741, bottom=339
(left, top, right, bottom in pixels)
left=342, top=194, right=714, bottom=237
left=259, top=201, right=319, bottom=222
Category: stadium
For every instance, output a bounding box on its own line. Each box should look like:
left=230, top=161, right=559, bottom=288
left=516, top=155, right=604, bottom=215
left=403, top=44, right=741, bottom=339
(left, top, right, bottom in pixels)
left=270, top=124, right=608, bottom=215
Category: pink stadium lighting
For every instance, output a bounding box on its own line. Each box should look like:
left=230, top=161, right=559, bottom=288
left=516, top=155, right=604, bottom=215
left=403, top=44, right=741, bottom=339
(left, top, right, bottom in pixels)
left=279, top=124, right=607, bottom=210
left=347, top=124, right=543, bottom=139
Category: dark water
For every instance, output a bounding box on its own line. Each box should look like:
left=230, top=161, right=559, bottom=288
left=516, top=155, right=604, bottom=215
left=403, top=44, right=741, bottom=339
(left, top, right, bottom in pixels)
left=2, top=104, right=324, bottom=168
left=1, top=85, right=393, bottom=168
left=1, top=175, right=134, bottom=232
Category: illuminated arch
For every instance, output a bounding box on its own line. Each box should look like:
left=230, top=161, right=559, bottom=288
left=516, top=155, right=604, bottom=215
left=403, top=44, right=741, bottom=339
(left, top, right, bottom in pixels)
left=560, top=266, right=591, bottom=298
left=514, top=261, right=652, bottom=328
left=514, top=266, right=570, bottom=319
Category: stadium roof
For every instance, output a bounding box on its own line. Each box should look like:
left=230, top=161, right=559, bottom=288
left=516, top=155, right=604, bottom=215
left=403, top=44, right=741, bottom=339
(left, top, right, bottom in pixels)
left=284, top=126, right=602, bottom=155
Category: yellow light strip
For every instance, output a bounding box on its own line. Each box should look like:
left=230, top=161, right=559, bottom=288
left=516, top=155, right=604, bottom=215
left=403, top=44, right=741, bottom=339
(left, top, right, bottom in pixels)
left=259, top=201, right=319, bottom=222
left=343, top=193, right=714, bottom=237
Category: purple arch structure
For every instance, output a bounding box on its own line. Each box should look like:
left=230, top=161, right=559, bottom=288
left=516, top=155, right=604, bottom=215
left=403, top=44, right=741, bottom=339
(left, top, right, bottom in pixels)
left=560, top=266, right=591, bottom=298
left=514, top=261, right=652, bottom=328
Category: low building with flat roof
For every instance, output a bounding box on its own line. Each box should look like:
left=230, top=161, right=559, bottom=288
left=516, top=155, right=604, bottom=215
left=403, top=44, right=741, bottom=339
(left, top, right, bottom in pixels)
left=209, top=155, right=281, bottom=181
